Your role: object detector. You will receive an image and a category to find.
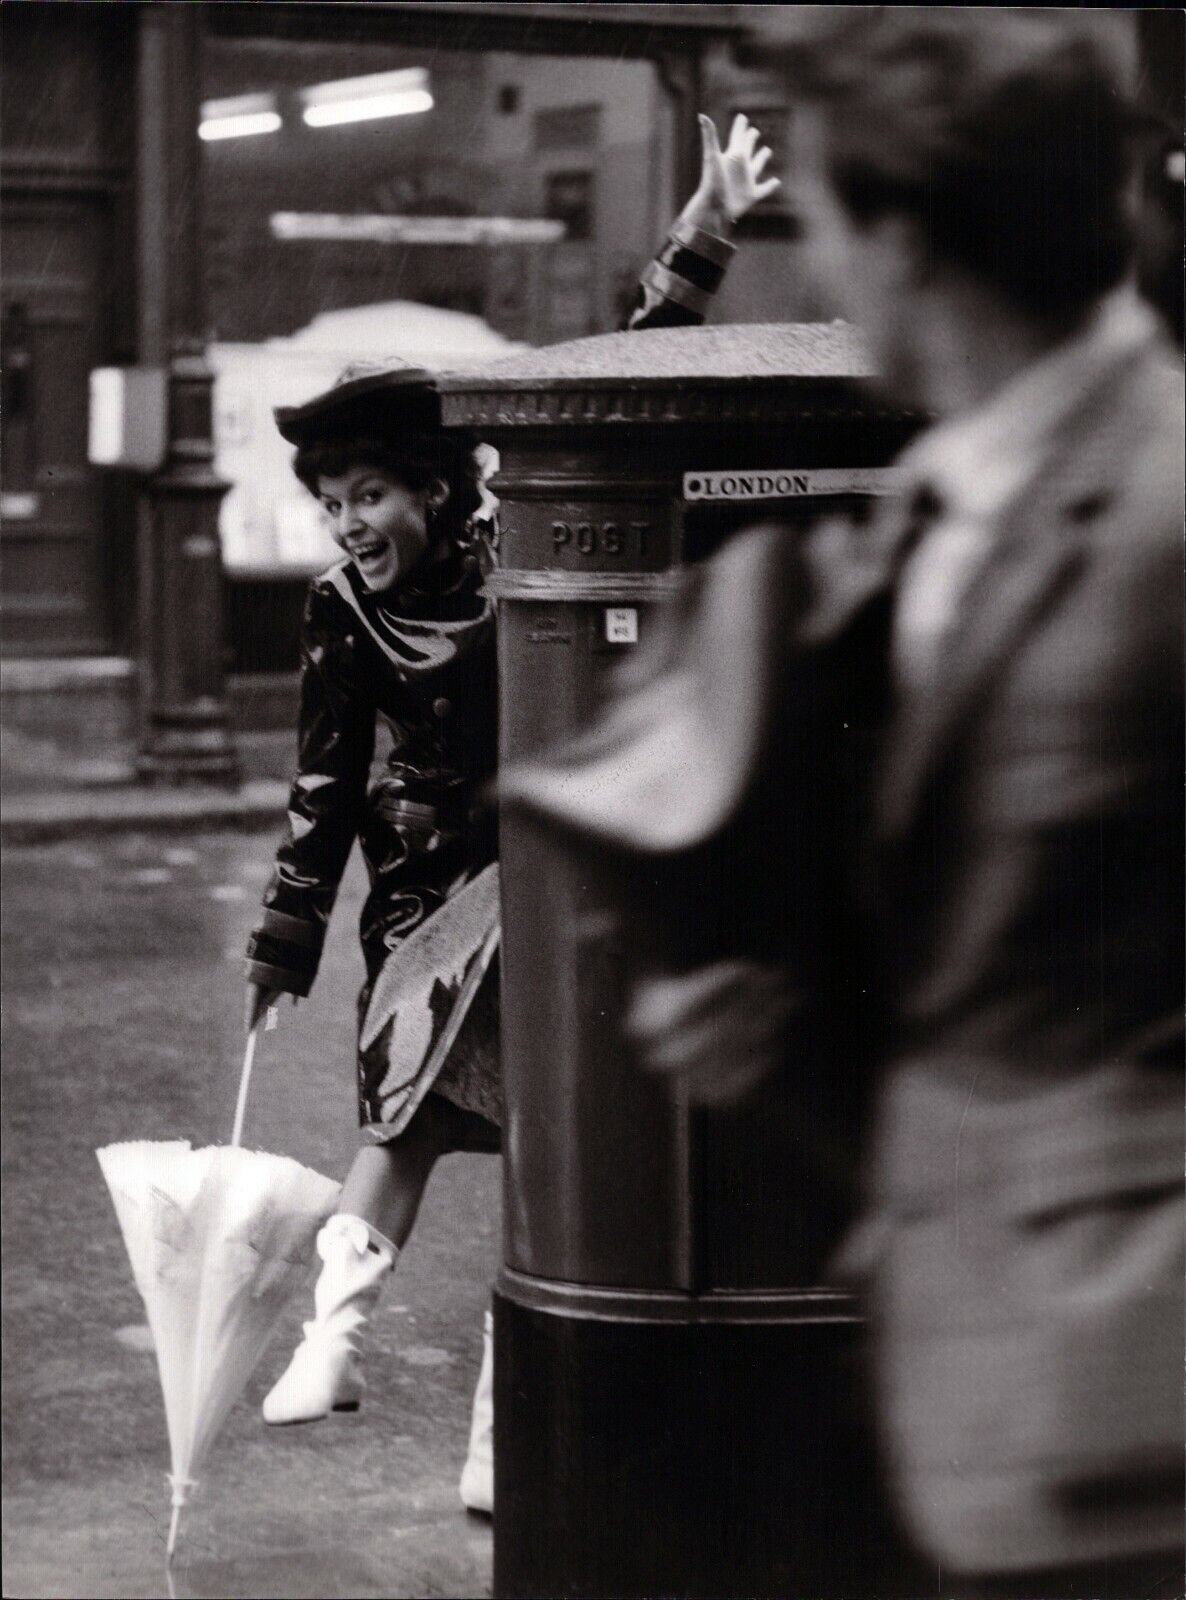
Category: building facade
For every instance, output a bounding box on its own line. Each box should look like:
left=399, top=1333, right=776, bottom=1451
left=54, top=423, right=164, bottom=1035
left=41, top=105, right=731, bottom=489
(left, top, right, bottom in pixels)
left=1, top=3, right=1178, bottom=773
left=0, top=3, right=746, bottom=762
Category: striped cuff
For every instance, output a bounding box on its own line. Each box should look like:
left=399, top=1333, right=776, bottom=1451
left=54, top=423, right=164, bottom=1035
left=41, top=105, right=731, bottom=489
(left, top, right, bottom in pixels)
left=668, top=218, right=737, bottom=269
left=641, top=260, right=715, bottom=316
left=256, top=906, right=324, bottom=950
left=245, top=956, right=314, bottom=999
left=246, top=906, right=324, bottom=998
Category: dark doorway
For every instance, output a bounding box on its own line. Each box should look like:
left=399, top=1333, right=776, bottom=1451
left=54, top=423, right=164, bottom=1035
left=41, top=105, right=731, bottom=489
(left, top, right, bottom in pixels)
left=1, top=195, right=117, bottom=655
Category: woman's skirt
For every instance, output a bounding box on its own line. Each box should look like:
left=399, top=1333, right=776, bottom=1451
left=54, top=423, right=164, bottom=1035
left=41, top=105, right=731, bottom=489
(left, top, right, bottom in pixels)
left=355, top=859, right=502, bottom=1151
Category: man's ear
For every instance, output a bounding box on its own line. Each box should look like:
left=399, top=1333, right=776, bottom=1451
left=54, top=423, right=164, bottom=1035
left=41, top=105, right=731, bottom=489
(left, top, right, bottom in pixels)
left=425, top=476, right=451, bottom=510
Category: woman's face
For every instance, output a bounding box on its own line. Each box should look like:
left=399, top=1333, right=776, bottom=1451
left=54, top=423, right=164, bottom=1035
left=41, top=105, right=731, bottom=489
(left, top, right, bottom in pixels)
left=317, top=465, right=444, bottom=592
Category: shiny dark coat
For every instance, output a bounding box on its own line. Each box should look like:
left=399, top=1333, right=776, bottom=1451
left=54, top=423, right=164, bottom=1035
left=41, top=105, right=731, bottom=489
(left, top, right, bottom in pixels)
left=245, top=550, right=497, bottom=1000
left=246, top=220, right=729, bottom=1133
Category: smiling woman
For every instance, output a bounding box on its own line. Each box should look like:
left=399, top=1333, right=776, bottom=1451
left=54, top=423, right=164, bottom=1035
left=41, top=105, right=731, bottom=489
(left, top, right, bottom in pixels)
left=288, top=427, right=482, bottom=595
left=318, top=466, right=432, bottom=591
left=243, top=363, right=504, bottom=1501
left=240, top=110, right=774, bottom=1518
left=249, top=364, right=497, bottom=1090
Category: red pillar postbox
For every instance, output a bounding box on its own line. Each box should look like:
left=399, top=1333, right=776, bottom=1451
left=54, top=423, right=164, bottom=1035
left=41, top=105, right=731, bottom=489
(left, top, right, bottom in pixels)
left=441, top=323, right=920, bottom=1599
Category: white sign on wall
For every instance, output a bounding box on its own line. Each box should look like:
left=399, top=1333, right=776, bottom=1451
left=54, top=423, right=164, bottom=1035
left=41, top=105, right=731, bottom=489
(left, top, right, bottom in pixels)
left=88, top=368, right=167, bottom=472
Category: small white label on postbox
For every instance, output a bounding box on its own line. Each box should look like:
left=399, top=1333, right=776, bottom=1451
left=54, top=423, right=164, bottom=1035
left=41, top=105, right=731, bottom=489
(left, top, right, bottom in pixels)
left=682, top=467, right=902, bottom=501
left=605, top=607, right=638, bottom=644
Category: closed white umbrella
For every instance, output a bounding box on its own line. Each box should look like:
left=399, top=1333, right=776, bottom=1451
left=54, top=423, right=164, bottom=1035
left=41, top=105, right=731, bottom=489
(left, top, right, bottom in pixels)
left=97, top=1021, right=340, bottom=1573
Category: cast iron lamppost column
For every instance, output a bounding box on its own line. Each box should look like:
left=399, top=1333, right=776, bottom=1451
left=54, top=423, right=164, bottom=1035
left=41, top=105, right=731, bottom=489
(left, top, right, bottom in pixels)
left=441, top=323, right=920, bottom=1599
left=135, top=3, right=237, bottom=785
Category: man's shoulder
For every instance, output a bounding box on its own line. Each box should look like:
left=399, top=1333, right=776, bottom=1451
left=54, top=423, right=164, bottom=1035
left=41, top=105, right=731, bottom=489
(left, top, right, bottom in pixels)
left=1126, top=333, right=1185, bottom=438
left=1051, top=333, right=1183, bottom=550
left=1111, top=339, right=1184, bottom=535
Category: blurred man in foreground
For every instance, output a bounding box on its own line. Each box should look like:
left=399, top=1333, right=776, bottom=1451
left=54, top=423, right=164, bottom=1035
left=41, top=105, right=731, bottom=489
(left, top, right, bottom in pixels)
left=776, top=16, right=1183, bottom=1595
left=691, top=13, right=1184, bottom=1594
left=510, top=10, right=1184, bottom=1596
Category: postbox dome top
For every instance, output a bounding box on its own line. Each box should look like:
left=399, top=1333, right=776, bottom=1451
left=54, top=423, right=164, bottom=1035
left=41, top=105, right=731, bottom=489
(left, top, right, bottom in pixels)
left=443, top=322, right=875, bottom=387
left=437, top=322, right=907, bottom=431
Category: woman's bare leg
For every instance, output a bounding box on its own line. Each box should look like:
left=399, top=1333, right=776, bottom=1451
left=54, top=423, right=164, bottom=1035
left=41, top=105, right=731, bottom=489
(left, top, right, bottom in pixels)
left=337, top=1094, right=463, bottom=1248
left=264, top=1097, right=490, bottom=1424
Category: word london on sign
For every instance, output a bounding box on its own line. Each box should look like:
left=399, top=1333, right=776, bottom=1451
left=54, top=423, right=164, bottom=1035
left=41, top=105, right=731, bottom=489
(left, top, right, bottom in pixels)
left=683, top=467, right=902, bottom=502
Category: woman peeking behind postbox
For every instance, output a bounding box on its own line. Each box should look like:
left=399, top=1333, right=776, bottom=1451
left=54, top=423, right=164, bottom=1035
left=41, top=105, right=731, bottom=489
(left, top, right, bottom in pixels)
left=243, top=113, right=779, bottom=1514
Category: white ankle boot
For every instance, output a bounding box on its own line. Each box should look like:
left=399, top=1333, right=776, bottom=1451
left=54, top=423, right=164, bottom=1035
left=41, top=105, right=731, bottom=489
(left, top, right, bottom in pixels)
left=262, top=1214, right=397, bottom=1426
left=459, top=1310, right=494, bottom=1514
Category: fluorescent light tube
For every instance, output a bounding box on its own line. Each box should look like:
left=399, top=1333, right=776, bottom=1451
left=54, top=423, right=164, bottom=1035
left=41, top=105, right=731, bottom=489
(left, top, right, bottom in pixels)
left=299, top=67, right=432, bottom=127
left=199, top=93, right=281, bottom=142
left=303, top=89, right=433, bottom=128
left=200, top=111, right=282, bottom=141
left=301, top=67, right=427, bottom=105
left=270, top=212, right=566, bottom=244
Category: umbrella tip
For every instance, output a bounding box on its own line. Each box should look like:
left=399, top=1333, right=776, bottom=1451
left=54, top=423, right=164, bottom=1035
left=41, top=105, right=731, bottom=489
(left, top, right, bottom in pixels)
left=166, top=1501, right=182, bottom=1564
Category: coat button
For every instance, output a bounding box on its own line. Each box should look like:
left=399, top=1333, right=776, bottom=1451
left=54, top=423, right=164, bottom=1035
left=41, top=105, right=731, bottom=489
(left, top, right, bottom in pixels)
left=432, top=697, right=451, bottom=719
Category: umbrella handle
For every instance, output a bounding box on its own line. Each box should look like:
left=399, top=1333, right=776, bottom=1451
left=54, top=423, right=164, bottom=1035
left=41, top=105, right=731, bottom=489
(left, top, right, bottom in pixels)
left=231, top=1020, right=263, bottom=1148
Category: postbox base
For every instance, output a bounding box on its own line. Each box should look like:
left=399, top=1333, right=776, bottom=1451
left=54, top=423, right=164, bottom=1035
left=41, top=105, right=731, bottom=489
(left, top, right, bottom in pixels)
left=492, top=1285, right=924, bottom=1600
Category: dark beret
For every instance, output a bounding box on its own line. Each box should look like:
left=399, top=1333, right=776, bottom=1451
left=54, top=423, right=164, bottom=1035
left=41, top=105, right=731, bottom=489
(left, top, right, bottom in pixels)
left=274, top=359, right=441, bottom=447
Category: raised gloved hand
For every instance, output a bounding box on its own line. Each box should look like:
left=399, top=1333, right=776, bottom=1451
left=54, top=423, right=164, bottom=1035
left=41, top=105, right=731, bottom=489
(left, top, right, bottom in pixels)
left=681, top=112, right=782, bottom=236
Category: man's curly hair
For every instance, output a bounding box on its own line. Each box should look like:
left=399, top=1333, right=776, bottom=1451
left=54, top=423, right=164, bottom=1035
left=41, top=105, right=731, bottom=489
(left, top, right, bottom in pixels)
left=773, top=9, right=1146, bottom=320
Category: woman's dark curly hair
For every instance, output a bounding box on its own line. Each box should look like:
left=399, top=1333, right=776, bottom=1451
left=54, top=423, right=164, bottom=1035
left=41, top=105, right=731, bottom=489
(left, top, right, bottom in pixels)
left=292, top=432, right=483, bottom=543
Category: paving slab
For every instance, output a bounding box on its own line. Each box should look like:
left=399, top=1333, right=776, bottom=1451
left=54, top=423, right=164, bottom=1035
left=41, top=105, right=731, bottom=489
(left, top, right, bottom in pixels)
left=1, top=778, right=289, bottom=845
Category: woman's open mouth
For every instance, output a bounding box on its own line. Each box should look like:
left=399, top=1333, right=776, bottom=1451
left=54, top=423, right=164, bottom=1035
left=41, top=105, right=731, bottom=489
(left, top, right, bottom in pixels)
left=350, top=540, right=388, bottom=565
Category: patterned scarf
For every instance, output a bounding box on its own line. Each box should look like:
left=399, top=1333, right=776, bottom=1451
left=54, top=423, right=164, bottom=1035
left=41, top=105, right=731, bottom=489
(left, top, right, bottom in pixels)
left=323, top=550, right=494, bottom=677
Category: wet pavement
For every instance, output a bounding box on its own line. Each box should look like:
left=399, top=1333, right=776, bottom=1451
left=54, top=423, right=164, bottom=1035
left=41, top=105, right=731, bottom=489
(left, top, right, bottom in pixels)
left=2, top=830, right=498, bottom=1598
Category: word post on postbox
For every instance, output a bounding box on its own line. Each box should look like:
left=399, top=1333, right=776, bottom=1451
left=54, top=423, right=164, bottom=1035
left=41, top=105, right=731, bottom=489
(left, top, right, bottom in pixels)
left=551, top=519, right=654, bottom=559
